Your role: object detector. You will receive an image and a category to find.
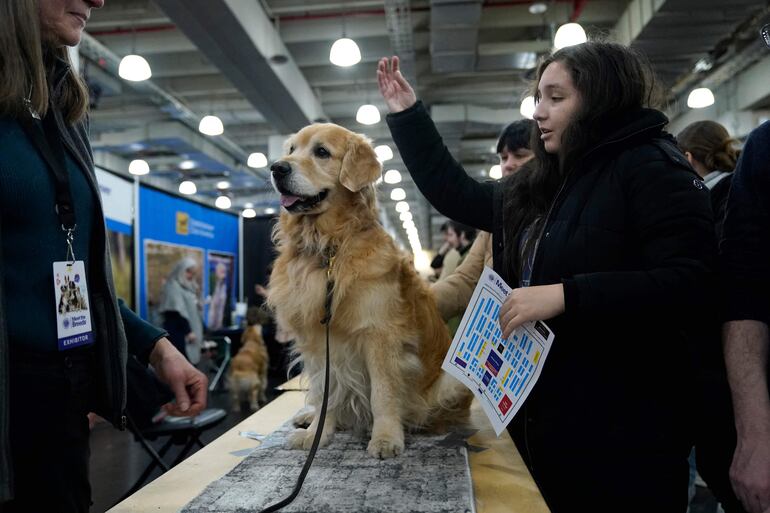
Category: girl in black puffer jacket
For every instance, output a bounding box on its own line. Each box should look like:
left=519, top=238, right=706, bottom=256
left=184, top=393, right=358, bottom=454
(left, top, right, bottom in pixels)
left=379, top=42, right=720, bottom=512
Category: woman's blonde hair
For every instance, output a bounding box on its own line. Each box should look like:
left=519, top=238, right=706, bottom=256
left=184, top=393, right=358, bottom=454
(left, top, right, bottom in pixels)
left=0, top=0, right=89, bottom=123
left=677, top=120, right=741, bottom=172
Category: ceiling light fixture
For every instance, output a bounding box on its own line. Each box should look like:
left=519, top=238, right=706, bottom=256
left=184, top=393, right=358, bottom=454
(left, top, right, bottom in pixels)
left=528, top=2, right=547, bottom=14
left=489, top=165, right=502, bottom=179
left=390, top=188, right=406, bottom=201
left=215, top=195, right=232, bottom=209
left=199, top=115, right=224, bottom=136
left=554, top=23, right=587, bottom=49
left=520, top=96, right=536, bottom=120
left=356, top=104, right=381, bottom=125
left=179, top=180, right=197, bottom=195
left=179, top=160, right=196, bottom=170
left=384, top=169, right=402, bottom=184
left=687, top=87, right=715, bottom=109
left=329, top=37, right=362, bottom=67
left=118, top=54, right=152, bottom=82
left=247, top=152, right=268, bottom=168
left=128, top=159, right=149, bottom=176
left=265, top=207, right=276, bottom=215
left=399, top=211, right=413, bottom=222
left=395, top=201, right=410, bottom=213
left=375, top=145, right=393, bottom=162
left=217, top=180, right=231, bottom=189
left=242, top=208, right=257, bottom=218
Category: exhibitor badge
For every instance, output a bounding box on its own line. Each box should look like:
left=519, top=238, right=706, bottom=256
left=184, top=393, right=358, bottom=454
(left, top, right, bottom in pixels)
left=53, top=260, right=94, bottom=350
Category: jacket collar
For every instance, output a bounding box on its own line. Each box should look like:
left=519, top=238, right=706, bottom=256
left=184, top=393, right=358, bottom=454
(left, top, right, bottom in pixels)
left=582, top=108, right=669, bottom=162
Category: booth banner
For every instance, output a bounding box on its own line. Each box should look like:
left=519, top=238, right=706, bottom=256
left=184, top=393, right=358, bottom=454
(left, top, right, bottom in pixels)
left=95, top=167, right=134, bottom=307
left=138, top=186, right=239, bottom=322
left=95, top=167, right=133, bottom=234
left=206, top=251, right=236, bottom=331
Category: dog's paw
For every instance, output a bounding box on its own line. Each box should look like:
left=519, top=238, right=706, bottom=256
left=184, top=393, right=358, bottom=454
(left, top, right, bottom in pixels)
left=367, top=435, right=404, bottom=459
left=291, top=406, right=315, bottom=428
left=249, top=401, right=260, bottom=412
left=287, top=427, right=333, bottom=450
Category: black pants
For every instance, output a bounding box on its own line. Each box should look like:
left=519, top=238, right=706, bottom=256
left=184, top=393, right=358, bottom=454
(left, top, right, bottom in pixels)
left=3, top=348, right=94, bottom=513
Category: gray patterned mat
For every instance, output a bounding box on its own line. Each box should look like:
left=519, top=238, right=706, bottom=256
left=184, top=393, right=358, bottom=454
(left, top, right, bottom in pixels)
left=181, top=423, right=475, bottom=513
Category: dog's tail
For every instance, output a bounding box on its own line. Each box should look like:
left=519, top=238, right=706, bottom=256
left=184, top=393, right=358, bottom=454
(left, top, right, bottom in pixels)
left=422, top=371, right=474, bottom=432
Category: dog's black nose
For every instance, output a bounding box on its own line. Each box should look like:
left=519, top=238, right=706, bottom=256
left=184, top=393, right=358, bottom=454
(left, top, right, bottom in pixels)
left=271, top=160, right=292, bottom=177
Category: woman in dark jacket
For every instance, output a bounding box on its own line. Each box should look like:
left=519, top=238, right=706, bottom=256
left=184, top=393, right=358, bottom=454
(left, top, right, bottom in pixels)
left=0, top=1, right=207, bottom=510
left=379, top=42, right=716, bottom=512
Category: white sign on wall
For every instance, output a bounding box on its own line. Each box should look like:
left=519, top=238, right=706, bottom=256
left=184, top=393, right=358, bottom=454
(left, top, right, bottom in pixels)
left=95, top=167, right=133, bottom=227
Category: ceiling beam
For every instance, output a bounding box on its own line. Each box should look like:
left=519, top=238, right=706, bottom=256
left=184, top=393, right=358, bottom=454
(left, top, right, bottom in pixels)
left=155, top=0, right=327, bottom=132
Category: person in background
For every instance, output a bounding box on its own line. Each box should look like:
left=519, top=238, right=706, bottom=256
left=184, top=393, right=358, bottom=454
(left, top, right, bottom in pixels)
left=677, top=120, right=740, bottom=238
left=207, top=260, right=229, bottom=330
left=0, top=1, right=207, bottom=510
left=441, top=221, right=476, bottom=277
left=720, top=119, right=770, bottom=513
left=159, top=257, right=204, bottom=366
left=379, top=41, right=716, bottom=511
left=676, top=121, right=745, bottom=511
left=432, top=120, right=535, bottom=321
left=428, top=222, right=457, bottom=281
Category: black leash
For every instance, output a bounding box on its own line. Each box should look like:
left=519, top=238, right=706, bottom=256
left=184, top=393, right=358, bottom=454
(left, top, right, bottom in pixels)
left=258, top=253, right=335, bottom=513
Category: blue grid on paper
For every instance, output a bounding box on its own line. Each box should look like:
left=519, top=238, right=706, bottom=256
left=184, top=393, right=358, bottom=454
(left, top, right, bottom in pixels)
left=502, top=331, right=538, bottom=398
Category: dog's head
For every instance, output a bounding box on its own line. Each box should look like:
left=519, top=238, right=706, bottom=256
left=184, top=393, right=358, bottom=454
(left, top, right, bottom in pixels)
left=270, top=123, right=381, bottom=215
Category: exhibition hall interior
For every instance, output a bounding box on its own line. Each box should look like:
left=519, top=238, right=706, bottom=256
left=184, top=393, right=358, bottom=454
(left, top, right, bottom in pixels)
left=4, top=0, right=770, bottom=512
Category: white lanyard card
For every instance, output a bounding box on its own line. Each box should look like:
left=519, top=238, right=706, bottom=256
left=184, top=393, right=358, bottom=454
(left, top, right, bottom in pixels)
left=53, top=260, right=94, bottom=350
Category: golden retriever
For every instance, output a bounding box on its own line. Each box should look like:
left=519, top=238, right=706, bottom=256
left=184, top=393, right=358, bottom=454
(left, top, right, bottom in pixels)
left=228, top=325, right=269, bottom=412
left=267, top=123, right=471, bottom=458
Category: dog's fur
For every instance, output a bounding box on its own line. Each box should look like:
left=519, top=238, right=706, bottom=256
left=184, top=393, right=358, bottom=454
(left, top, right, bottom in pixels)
left=267, top=123, right=472, bottom=459
left=228, top=325, right=269, bottom=412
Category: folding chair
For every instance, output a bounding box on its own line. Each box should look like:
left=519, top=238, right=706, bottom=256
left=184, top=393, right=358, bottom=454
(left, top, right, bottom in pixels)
left=204, top=335, right=232, bottom=392
left=119, top=408, right=227, bottom=502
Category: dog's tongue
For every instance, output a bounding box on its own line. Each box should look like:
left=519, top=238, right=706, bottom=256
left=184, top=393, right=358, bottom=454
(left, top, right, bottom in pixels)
left=280, top=195, right=300, bottom=207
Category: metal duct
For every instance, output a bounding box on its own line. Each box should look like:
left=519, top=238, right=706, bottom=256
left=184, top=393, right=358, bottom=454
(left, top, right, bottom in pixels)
left=430, top=0, right=483, bottom=73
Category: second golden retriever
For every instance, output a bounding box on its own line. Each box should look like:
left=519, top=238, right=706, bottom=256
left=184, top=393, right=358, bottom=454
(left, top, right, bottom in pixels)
left=267, top=123, right=471, bottom=458
left=229, top=324, right=269, bottom=412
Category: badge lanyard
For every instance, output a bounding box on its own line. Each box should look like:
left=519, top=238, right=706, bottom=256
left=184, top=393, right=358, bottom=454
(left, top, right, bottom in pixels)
left=19, top=109, right=94, bottom=350
left=18, top=110, right=78, bottom=260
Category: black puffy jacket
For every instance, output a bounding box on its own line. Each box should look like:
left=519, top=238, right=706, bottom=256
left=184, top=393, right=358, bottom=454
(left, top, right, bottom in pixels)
left=388, top=102, right=717, bottom=511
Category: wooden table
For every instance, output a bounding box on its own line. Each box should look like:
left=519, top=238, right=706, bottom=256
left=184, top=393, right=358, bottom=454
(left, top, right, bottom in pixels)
left=109, top=385, right=548, bottom=512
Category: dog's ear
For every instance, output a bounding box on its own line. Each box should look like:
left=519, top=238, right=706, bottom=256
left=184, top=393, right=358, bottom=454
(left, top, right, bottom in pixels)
left=339, top=132, right=382, bottom=192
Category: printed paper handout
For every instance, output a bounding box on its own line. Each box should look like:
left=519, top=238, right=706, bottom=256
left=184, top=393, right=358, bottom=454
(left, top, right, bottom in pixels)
left=442, top=266, right=555, bottom=435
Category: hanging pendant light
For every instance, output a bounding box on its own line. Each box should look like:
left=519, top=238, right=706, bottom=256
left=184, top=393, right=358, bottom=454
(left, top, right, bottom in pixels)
left=687, top=88, right=715, bottom=109
left=330, top=38, right=361, bottom=67
left=375, top=145, right=393, bottom=162
left=215, top=195, right=232, bottom=209
left=128, top=159, right=149, bottom=176
left=179, top=180, right=197, bottom=195
left=520, top=96, right=536, bottom=120
left=356, top=104, right=380, bottom=125
left=554, top=23, right=587, bottom=49
left=247, top=152, right=268, bottom=168
left=390, top=188, right=406, bottom=201
left=199, top=115, right=224, bottom=136
left=119, top=54, right=152, bottom=81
